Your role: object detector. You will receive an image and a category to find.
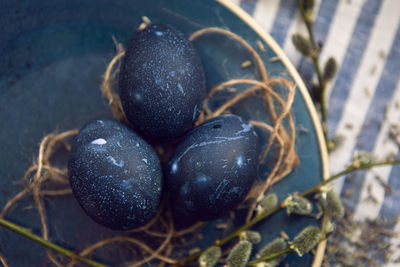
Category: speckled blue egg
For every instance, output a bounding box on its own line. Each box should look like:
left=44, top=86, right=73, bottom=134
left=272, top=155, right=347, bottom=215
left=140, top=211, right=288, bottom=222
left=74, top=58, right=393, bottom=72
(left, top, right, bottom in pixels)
left=68, top=119, right=162, bottom=230
left=165, top=115, right=260, bottom=223
left=119, top=23, right=206, bottom=142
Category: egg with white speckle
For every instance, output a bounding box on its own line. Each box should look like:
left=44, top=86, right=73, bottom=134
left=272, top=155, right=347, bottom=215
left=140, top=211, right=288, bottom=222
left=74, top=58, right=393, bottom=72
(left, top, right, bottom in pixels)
left=68, top=119, right=162, bottom=230
left=119, top=23, right=206, bottom=142
left=165, top=115, right=260, bottom=223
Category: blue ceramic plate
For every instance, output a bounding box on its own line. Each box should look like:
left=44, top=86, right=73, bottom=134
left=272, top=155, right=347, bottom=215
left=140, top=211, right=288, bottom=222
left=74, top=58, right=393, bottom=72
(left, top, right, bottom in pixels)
left=0, top=0, right=328, bottom=266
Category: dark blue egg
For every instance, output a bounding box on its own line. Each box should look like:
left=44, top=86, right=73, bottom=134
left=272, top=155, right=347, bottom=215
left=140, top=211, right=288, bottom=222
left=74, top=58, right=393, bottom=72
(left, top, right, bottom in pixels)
left=119, top=24, right=206, bottom=142
left=165, top=115, right=260, bottom=223
left=68, top=119, right=162, bottom=230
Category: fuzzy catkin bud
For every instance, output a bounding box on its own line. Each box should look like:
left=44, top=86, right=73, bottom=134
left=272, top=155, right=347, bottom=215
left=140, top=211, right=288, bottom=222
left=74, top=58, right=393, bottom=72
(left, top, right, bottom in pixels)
left=257, top=237, right=287, bottom=266
left=256, top=193, right=278, bottom=215
left=323, top=220, right=335, bottom=235
left=241, top=230, right=262, bottom=244
left=292, top=34, right=313, bottom=57
left=323, top=57, right=338, bottom=81
left=199, top=246, right=221, bottom=267
left=226, top=240, right=252, bottom=267
left=351, top=150, right=377, bottom=167
left=320, top=190, right=344, bottom=219
left=303, top=0, right=315, bottom=11
left=284, top=195, right=313, bottom=215
left=291, top=226, right=322, bottom=256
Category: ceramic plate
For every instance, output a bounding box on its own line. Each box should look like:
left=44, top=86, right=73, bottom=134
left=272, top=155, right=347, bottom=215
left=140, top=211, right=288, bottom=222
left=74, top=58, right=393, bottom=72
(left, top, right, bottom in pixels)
left=0, top=0, right=328, bottom=266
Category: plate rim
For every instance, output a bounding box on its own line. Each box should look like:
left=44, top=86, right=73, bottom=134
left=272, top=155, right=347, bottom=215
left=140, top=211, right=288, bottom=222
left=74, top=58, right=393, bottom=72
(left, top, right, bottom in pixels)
left=215, top=1, right=330, bottom=266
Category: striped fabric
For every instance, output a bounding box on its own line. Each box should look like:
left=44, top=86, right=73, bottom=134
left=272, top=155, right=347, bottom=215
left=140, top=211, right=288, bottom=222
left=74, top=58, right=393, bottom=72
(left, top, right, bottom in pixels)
left=231, top=0, right=400, bottom=265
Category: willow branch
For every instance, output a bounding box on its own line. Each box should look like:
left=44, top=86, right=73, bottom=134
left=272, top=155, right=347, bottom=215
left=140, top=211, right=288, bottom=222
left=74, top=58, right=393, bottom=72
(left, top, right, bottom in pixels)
left=173, top=159, right=400, bottom=266
left=0, top=218, right=108, bottom=267
left=296, top=0, right=327, bottom=141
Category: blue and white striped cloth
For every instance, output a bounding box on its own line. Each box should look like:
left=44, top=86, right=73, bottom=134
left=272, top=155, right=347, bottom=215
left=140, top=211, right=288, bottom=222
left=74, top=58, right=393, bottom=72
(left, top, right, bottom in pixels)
left=230, top=0, right=400, bottom=264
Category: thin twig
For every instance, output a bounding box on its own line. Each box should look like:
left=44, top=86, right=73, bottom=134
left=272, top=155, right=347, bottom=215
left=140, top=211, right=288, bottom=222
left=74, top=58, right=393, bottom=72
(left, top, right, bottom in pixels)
left=299, top=159, right=400, bottom=197
left=247, top=247, right=293, bottom=266
left=296, top=0, right=328, bottom=141
left=0, top=218, right=108, bottom=267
